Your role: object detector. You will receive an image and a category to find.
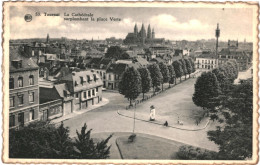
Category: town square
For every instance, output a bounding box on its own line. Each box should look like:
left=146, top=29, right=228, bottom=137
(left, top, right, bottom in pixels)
left=3, top=2, right=258, bottom=163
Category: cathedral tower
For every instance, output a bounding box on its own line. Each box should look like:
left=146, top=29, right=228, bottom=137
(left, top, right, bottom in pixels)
left=134, top=23, right=138, bottom=37
left=152, top=28, right=155, bottom=39
left=147, top=24, right=151, bottom=39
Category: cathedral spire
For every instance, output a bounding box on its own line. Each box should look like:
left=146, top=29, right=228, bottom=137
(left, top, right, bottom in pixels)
left=152, top=28, right=155, bottom=39
left=147, top=24, right=151, bottom=39
left=134, top=23, right=138, bottom=37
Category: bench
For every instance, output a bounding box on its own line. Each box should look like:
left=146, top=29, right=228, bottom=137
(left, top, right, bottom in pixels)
left=128, top=134, right=136, bottom=142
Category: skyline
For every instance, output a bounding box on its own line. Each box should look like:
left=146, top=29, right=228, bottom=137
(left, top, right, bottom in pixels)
left=10, top=6, right=253, bottom=42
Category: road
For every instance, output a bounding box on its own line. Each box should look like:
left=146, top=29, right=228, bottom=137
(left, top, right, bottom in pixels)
left=62, top=77, right=219, bottom=158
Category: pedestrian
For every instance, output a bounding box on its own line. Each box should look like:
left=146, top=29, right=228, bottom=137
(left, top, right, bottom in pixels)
left=164, top=121, right=168, bottom=127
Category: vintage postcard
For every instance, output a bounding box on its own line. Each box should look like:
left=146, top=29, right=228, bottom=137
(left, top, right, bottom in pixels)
left=2, top=1, right=259, bottom=164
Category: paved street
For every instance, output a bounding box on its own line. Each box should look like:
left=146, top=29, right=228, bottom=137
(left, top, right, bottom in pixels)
left=62, top=77, right=219, bottom=159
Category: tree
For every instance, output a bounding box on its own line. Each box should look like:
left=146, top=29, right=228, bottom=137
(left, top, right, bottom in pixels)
left=119, top=67, right=142, bottom=106
left=188, top=58, right=196, bottom=73
left=105, top=46, right=125, bottom=59
left=158, top=62, right=170, bottom=90
left=172, top=60, right=183, bottom=82
left=9, top=121, right=74, bottom=158
left=207, top=79, right=252, bottom=160
left=137, top=67, right=152, bottom=100
left=184, top=58, right=192, bottom=78
left=167, top=65, right=176, bottom=86
left=192, top=72, right=221, bottom=115
left=179, top=59, right=187, bottom=80
left=147, top=63, right=163, bottom=94
left=176, top=145, right=217, bottom=160
left=74, top=123, right=112, bottom=159
left=9, top=121, right=113, bottom=159
left=212, top=68, right=229, bottom=92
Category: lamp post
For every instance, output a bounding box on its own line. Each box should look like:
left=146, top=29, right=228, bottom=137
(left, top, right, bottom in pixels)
left=133, top=101, right=136, bottom=133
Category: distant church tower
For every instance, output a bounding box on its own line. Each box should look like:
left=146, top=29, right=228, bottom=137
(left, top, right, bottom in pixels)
left=46, top=33, right=50, bottom=43
left=147, top=24, right=152, bottom=39
left=140, top=23, right=146, bottom=44
left=152, top=28, right=155, bottom=39
left=215, top=23, right=220, bottom=56
left=134, top=23, right=138, bottom=37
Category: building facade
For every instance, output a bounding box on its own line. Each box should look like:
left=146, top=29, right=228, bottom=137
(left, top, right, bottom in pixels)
left=218, top=40, right=251, bottom=71
left=195, top=53, right=218, bottom=70
left=9, top=50, right=39, bottom=129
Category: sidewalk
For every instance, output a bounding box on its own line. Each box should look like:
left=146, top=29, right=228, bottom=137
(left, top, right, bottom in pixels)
left=51, top=98, right=109, bottom=124
left=117, top=110, right=210, bottom=131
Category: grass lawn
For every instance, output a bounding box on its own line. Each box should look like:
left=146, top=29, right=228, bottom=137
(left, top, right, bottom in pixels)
left=116, top=135, right=185, bottom=159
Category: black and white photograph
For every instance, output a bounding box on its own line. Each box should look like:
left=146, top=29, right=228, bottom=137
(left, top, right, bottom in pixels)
left=2, top=1, right=259, bottom=164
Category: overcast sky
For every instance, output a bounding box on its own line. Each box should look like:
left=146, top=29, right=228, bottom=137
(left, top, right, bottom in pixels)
left=10, top=6, right=253, bottom=42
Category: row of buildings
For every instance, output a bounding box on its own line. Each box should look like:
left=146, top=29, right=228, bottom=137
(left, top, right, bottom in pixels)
left=195, top=40, right=252, bottom=71
left=9, top=48, right=103, bottom=129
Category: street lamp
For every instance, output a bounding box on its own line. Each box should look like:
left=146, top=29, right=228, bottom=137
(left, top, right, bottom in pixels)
left=133, top=100, right=136, bottom=133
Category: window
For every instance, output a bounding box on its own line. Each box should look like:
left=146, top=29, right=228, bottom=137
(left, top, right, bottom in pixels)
left=75, top=93, right=79, bottom=98
left=202, top=60, right=204, bottom=64
left=75, top=81, right=78, bottom=86
left=92, top=89, right=95, bottom=96
left=88, top=91, right=91, bottom=97
left=109, top=74, right=111, bottom=80
left=29, top=75, right=34, bottom=85
left=84, top=92, right=87, bottom=99
left=29, top=110, right=34, bottom=121
left=10, top=97, right=14, bottom=108
left=103, top=73, right=106, bottom=80
left=96, top=87, right=99, bottom=92
left=9, top=77, right=14, bottom=89
left=9, top=115, right=15, bottom=127
left=80, top=77, right=84, bottom=84
left=32, top=50, right=34, bottom=56
left=18, top=95, right=24, bottom=105
left=18, top=112, right=24, bottom=125
left=18, top=77, right=23, bottom=87
left=202, top=65, right=204, bottom=68
left=18, top=61, right=22, bottom=68
left=29, top=92, right=34, bottom=102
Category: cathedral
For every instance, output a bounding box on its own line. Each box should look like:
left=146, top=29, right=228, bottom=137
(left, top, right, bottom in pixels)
left=124, top=23, right=164, bottom=45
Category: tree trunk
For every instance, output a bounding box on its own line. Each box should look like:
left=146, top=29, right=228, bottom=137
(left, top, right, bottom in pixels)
left=169, top=82, right=170, bottom=88
left=130, top=99, right=132, bottom=106
left=175, top=78, right=177, bottom=85
left=153, top=86, right=155, bottom=94
left=143, top=93, right=145, bottom=100
left=189, top=74, right=190, bottom=78
left=185, top=75, right=186, bottom=80
left=180, top=77, right=181, bottom=82
left=162, top=83, right=163, bottom=91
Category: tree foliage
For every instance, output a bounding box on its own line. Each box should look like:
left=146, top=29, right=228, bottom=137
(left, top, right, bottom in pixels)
left=188, top=58, right=196, bottom=73
left=176, top=145, right=217, bottom=160
left=172, top=60, right=183, bottom=81
left=105, top=46, right=129, bottom=59
left=137, top=67, right=152, bottom=99
left=158, top=62, right=170, bottom=90
left=74, top=123, right=112, bottom=159
left=167, top=65, right=176, bottom=86
left=179, top=59, right=187, bottom=79
left=9, top=121, right=112, bottom=159
left=192, top=72, right=221, bottom=111
left=119, top=67, right=142, bottom=105
left=184, top=58, right=192, bottom=77
left=147, top=63, right=163, bottom=93
left=207, top=79, right=253, bottom=160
